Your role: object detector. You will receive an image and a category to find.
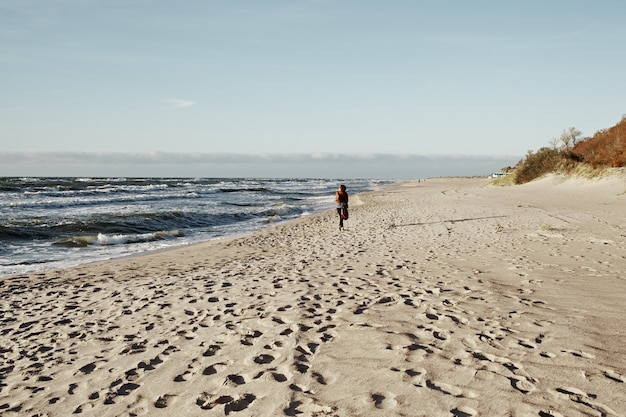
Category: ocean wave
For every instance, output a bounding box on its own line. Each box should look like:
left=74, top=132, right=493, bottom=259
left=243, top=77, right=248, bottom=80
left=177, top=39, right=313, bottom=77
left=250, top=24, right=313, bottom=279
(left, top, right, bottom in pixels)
left=0, top=258, right=56, bottom=267
left=54, top=230, right=185, bottom=247
left=263, top=203, right=296, bottom=217
left=219, top=187, right=269, bottom=193
left=221, top=201, right=260, bottom=207
left=6, top=190, right=202, bottom=211
left=0, top=177, right=396, bottom=276
left=1, top=207, right=289, bottom=243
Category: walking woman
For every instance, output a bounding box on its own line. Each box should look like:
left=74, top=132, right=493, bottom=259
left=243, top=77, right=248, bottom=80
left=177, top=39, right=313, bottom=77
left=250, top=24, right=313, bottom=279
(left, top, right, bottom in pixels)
left=335, top=184, right=349, bottom=230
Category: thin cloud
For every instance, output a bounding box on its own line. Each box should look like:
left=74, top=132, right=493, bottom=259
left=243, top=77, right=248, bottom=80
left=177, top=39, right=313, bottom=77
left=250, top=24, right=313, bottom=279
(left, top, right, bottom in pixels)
left=165, top=98, right=196, bottom=109
left=0, top=151, right=519, bottom=179
left=0, top=151, right=519, bottom=165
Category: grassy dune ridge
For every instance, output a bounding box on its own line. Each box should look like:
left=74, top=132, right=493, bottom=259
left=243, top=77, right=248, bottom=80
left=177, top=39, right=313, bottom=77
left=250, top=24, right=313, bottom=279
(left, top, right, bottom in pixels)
left=503, top=116, right=626, bottom=184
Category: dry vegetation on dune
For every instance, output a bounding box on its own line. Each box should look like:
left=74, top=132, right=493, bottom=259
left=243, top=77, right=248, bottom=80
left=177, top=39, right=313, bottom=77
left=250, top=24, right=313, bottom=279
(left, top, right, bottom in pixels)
left=573, top=116, right=626, bottom=168
left=510, top=116, right=626, bottom=184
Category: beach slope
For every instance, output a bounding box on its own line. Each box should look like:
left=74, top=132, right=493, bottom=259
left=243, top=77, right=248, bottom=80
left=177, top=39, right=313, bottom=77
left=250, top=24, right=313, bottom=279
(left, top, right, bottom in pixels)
left=2, top=175, right=625, bottom=416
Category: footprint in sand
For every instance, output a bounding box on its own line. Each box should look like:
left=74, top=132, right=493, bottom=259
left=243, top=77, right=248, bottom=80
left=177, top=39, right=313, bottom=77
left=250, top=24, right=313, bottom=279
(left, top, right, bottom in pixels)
left=116, top=382, right=140, bottom=396
left=511, top=376, right=537, bottom=394
left=224, top=394, right=256, bottom=414
left=125, top=368, right=140, bottom=381
left=202, top=343, right=222, bottom=357
left=539, top=411, right=565, bottom=417
left=127, top=395, right=150, bottom=415
left=272, top=371, right=289, bottom=383
left=372, top=392, right=398, bottom=409
left=77, top=362, right=97, bottom=375
left=426, top=380, right=463, bottom=397
left=402, top=367, right=427, bottom=385
left=154, top=394, right=177, bottom=408
left=452, top=405, right=478, bottom=417
left=196, top=392, right=256, bottom=413
left=271, top=365, right=293, bottom=383
left=562, top=349, right=595, bottom=359
left=434, top=329, right=451, bottom=341
left=72, top=402, right=95, bottom=413
left=556, top=386, right=588, bottom=396
left=225, top=373, right=246, bottom=386
left=448, top=314, right=469, bottom=325
left=241, top=330, right=263, bottom=346
left=518, top=338, right=537, bottom=349
left=253, top=354, right=275, bottom=364
left=285, top=398, right=332, bottom=415
left=196, top=392, right=232, bottom=410
left=174, top=370, right=194, bottom=382
left=603, top=369, right=624, bottom=383
left=174, top=358, right=202, bottom=382
left=203, top=361, right=232, bottom=376
left=312, top=370, right=337, bottom=385
left=556, top=387, right=620, bottom=416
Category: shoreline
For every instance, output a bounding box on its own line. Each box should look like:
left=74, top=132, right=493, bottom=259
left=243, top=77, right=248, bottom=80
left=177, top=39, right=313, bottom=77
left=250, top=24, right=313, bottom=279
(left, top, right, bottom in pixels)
left=0, top=177, right=396, bottom=278
left=0, top=184, right=377, bottom=281
left=1, top=176, right=625, bottom=416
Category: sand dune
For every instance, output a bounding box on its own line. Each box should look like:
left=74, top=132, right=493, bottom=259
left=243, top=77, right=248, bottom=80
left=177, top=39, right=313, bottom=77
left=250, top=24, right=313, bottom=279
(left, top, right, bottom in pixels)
left=1, top=175, right=625, bottom=416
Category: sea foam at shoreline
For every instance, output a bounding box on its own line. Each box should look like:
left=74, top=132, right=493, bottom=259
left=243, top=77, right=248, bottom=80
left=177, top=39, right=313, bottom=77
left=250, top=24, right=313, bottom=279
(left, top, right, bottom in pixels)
left=0, top=177, right=393, bottom=276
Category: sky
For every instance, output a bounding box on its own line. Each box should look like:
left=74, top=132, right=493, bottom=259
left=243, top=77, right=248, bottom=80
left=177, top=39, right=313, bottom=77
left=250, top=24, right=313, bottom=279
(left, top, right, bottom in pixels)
left=1, top=0, right=625, bottom=179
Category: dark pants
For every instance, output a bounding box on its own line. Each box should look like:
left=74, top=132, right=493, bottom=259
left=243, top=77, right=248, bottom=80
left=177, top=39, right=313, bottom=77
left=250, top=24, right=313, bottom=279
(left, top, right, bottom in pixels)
left=337, top=208, right=344, bottom=228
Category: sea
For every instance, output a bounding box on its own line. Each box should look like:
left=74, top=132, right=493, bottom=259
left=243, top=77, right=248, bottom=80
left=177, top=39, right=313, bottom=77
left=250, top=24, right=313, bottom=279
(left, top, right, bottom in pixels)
left=0, top=177, right=394, bottom=277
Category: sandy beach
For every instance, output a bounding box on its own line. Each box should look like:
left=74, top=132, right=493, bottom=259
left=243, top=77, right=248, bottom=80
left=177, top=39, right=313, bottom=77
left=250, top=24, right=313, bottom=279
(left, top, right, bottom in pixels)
left=1, top=175, right=625, bottom=417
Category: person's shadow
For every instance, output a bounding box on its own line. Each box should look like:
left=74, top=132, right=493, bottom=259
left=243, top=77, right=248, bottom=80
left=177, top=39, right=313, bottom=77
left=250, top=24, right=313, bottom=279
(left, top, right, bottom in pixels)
left=388, top=215, right=508, bottom=229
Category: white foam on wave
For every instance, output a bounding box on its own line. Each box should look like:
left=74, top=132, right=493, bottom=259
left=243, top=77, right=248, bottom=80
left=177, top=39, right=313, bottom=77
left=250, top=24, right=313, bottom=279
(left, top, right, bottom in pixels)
left=95, top=230, right=184, bottom=246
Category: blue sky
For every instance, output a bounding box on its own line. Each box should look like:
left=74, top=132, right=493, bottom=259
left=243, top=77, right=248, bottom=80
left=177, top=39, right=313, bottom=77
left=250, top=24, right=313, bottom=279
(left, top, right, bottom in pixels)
left=1, top=0, right=625, bottom=178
